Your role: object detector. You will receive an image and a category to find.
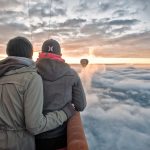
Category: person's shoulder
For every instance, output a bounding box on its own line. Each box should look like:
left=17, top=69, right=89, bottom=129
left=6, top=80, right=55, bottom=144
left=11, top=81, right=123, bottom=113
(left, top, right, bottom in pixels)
left=23, top=67, right=42, bottom=83
left=67, top=67, right=79, bottom=77
left=29, top=71, right=42, bottom=80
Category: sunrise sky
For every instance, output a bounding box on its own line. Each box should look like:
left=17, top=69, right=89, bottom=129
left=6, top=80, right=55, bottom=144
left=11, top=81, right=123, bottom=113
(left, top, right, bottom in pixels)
left=0, top=0, right=150, bottom=64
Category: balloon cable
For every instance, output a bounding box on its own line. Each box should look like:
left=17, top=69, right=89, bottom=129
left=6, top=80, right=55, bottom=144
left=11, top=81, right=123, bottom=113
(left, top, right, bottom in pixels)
left=27, top=0, right=33, bottom=41
left=48, top=0, right=53, bottom=39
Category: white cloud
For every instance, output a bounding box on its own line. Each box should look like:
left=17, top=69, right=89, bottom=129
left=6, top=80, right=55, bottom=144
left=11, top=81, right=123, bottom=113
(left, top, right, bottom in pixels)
left=79, top=65, right=150, bottom=150
left=0, top=0, right=150, bottom=57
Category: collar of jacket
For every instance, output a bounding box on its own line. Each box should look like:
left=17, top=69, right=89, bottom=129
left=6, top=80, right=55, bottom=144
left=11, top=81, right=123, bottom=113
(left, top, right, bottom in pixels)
left=37, top=52, right=65, bottom=62
left=0, top=56, right=36, bottom=77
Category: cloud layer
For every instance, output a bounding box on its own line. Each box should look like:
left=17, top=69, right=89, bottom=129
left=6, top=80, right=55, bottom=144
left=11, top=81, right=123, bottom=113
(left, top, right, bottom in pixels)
left=79, top=65, right=150, bottom=150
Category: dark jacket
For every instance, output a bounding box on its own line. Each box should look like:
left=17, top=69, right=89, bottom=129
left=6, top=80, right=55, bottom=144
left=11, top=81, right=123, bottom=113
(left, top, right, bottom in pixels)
left=0, top=57, right=68, bottom=150
left=36, top=58, right=86, bottom=138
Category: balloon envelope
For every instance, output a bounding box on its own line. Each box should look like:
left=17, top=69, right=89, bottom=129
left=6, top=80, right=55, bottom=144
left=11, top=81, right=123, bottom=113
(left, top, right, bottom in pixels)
left=80, top=59, right=89, bottom=67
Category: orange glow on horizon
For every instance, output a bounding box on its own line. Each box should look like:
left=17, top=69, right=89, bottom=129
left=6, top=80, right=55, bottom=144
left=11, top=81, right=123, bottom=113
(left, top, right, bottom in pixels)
left=1, top=53, right=150, bottom=65
left=64, top=57, right=150, bottom=64
left=32, top=52, right=150, bottom=65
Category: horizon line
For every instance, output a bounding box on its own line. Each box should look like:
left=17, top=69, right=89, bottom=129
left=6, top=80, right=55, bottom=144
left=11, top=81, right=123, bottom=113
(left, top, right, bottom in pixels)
left=1, top=54, right=150, bottom=64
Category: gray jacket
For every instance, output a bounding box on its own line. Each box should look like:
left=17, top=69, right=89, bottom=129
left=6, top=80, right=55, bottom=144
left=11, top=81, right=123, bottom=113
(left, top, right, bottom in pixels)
left=0, top=57, right=68, bottom=150
left=36, top=58, right=86, bottom=138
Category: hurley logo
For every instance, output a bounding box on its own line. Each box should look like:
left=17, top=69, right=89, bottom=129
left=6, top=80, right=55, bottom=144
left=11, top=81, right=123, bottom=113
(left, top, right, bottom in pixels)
left=48, top=46, right=54, bottom=52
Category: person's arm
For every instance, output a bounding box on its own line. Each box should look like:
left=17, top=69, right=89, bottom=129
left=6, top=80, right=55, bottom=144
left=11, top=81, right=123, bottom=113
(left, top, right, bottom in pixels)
left=24, top=73, right=73, bottom=135
left=72, top=73, right=87, bottom=111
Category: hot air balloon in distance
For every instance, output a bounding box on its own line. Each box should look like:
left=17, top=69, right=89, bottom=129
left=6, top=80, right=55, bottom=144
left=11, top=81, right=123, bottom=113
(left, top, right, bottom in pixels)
left=80, top=59, right=89, bottom=67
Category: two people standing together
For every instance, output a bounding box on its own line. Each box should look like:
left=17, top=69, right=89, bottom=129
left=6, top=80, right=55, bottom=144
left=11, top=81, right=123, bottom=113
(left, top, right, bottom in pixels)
left=0, top=36, right=86, bottom=150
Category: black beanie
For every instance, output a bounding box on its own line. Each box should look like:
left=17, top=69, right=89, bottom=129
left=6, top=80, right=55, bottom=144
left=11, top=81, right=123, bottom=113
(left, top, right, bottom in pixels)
left=6, top=36, right=33, bottom=58
left=42, top=39, right=61, bottom=55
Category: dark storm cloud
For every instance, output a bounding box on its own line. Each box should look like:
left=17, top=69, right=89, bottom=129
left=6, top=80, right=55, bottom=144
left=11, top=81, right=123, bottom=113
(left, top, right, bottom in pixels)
left=80, top=22, right=108, bottom=36
left=113, top=10, right=129, bottom=17
left=108, top=19, right=140, bottom=26
left=31, top=18, right=87, bottom=39
left=75, top=0, right=114, bottom=13
left=1, top=10, right=24, bottom=16
left=30, top=22, right=47, bottom=32
left=80, top=18, right=139, bottom=37
left=58, top=18, right=86, bottom=27
left=111, top=26, right=131, bottom=35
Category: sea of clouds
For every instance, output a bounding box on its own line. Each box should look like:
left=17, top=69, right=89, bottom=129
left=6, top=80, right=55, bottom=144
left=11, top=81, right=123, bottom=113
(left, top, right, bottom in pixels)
left=78, top=65, right=150, bottom=150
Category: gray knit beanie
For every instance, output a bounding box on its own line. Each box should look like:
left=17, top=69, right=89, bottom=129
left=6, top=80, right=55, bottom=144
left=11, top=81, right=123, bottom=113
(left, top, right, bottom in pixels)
left=6, top=36, right=33, bottom=58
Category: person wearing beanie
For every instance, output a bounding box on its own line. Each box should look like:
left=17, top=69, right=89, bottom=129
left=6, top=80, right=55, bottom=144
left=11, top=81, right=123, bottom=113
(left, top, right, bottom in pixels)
left=0, top=36, right=75, bottom=150
left=35, top=39, right=87, bottom=150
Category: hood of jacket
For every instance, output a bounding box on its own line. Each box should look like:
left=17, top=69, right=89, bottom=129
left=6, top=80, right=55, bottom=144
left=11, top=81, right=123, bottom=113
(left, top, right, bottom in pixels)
left=0, top=56, right=36, bottom=77
left=36, top=58, right=72, bottom=81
